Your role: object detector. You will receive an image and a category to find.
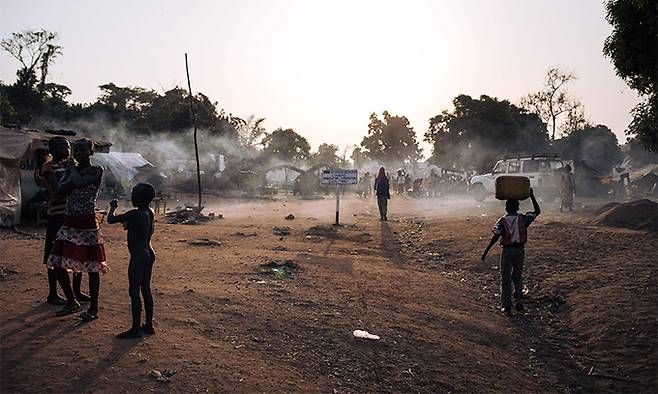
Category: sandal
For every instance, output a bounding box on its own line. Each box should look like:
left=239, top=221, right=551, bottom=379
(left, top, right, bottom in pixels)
left=46, top=295, right=68, bottom=306
left=55, top=303, right=82, bottom=317
left=79, top=311, right=98, bottom=321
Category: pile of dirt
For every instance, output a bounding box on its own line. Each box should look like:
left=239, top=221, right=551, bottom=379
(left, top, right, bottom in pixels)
left=231, top=231, right=257, bottom=237
left=165, top=208, right=220, bottom=225
left=272, top=226, right=291, bottom=236
left=259, top=260, right=299, bottom=278
left=590, top=199, right=658, bottom=232
left=306, top=225, right=336, bottom=237
left=185, top=238, right=222, bottom=247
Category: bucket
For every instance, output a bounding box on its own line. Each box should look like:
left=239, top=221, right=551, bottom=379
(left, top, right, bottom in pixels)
left=495, top=176, right=530, bottom=200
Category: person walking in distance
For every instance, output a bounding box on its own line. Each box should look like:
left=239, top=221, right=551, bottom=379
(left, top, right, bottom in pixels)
left=374, top=167, right=391, bottom=221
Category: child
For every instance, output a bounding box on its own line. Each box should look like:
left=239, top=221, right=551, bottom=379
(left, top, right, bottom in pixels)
left=39, top=137, right=89, bottom=307
left=48, top=139, right=106, bottom=319
left=108, top=183, right=156, bottom=338
left=481, top=188, right=541, bottom=316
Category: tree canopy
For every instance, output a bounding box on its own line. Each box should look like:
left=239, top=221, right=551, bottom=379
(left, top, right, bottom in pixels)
left=262, top=128, right=311, bottom=163
left=603, top=0, right=657, bottom=151
left=553, top=125, right=623, bottom=173
left=425, top=95, right=549, bottom=172
left=360, top=111, right=421, bottom=166
left=520, top=67, right=587, bottom=140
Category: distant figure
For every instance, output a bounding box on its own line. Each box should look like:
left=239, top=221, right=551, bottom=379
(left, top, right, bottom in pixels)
left=48, top=139, right=106, bottom=321
left=363, top=172, right=373, bottom=197
left=404, top=173, right=412, bottom=194
left=374, top=167, right=391, bottom=221
left=396, top=170, right=405, bottom=195
left=560, top=164, right=576, bottom=212
left=481, top=188, right=541, bottom=317
left=38, top=137, right=87, bottom=305
left=108, top=183, right=157, bottom=339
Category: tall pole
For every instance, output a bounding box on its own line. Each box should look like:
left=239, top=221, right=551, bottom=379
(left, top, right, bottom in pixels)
left=335, top=183, right=340, bottom=225
left=185, top=53, right=202, bottom=209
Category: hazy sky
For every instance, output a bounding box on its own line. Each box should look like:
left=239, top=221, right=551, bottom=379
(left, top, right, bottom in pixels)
left=1, top=0, right=640, bottom=156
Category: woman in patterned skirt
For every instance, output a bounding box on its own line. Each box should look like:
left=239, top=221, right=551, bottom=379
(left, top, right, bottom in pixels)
left=49, top=139, right=107, bottom=320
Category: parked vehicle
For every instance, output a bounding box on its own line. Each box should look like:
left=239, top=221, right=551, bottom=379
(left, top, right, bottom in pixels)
left=468, top=156, right=566, bottom=201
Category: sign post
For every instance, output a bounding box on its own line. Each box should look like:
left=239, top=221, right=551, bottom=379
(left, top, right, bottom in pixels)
left=321, top=169, right=358, bottom=225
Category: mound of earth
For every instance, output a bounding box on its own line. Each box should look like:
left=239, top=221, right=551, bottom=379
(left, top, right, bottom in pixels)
left=590, top=199, right=657, bottom=232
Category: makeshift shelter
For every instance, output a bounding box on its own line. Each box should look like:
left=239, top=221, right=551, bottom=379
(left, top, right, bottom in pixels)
left=0, top=125, right=111, bottom=227
left=93, top=152, right=159, bottom=196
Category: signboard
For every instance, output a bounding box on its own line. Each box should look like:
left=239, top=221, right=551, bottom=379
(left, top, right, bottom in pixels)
left=320, top=169, right=358, bottom=225
left=321, top=169, right=358, bottom=185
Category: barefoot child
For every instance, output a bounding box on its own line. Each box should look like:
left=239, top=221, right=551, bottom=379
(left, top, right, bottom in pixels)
left=48, top=139, right=106, bottom=319
left=39, top=137, right=89, bottom=307
left=108, top=183, right=156, bottom=338
left=481, top=188, right=541, bottom=316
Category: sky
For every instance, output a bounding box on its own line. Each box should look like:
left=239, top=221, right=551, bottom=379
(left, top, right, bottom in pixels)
left=0, top=0, right=640, bottom=157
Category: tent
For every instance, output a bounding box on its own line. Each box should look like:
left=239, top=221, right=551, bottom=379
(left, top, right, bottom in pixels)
left=0, top=125, right=111, bottom=227
left=93, top=152, right=158, bottom=195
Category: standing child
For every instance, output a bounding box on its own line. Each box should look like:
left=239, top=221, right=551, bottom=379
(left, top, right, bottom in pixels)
left=48, top=139, right=106, bottom=320
left=39, top=137, right=89, bottom=307
left=481, top=188, right=541, bottom=316
left=108, top=183, right=156, bottom=338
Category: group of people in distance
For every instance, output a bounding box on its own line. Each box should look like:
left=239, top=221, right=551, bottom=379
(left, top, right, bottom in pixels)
left=39, top=137, right=157, bottom=338
left=374, top=165, right=542, bottom=316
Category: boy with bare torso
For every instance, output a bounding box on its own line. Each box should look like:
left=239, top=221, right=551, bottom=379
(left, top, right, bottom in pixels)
left=108, top=183, right=156, bottom=338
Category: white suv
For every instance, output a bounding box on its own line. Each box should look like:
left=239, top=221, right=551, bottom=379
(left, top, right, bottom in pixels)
left=469, top=156, right=566, bottom=201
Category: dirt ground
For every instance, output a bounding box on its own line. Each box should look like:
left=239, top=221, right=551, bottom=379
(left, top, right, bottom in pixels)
left=1, top=194, right=657, bottom=393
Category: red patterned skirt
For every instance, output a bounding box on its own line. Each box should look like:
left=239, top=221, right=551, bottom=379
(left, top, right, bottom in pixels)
left=48, top=214, right=108, bottom=273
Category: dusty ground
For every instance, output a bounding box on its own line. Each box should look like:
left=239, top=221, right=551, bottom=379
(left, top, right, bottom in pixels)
left=1, top=194, right=656, bottom=393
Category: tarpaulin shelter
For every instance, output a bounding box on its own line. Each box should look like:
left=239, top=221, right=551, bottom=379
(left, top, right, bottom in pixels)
left=93, top=152, right=158, bottom=195
left=0, top=125, right=111, bottom=227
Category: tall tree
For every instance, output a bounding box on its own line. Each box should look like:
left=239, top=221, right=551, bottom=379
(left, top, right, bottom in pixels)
left=312, top=143, right=342, bottom=167
left=350, top=146, right=368, bottom=168
left=603, top=0, right=657, bottom=152
left=234, top=114, right=267, bottom=149
left=425, top=95, right=548, bottom=172
left=1, top=29, right=62, bottom=93
left=520, top=67, right=586, bottom=140
left=262, top=128, right=311, bottom=163
left=360, top=111, right=421, bottom=165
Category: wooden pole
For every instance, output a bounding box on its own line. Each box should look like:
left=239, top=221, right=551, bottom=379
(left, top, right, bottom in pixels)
left=185, top=53, right=202, bottom=209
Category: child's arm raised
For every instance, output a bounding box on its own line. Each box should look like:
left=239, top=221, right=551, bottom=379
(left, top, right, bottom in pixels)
left=107, top=200, right=135, bottom=224
left=530, top=188, right=541, bottom=216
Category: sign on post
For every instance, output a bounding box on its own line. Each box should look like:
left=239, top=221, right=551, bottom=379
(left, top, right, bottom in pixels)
left=321, top=169, right=358, bottom=225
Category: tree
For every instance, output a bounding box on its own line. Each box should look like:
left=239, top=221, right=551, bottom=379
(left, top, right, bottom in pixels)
left=234, top=114, right=267, bottom=149
left=1, top=29, right=62, bottom=93
left=262, top=128, right=311, bottom=163
left=425, top=95, right=549, bottom=172
left=312, top=143, right=342, bottom=167
left=603, top=0, right=657, bottom=152
left=553, top=125, right=623, bottom=173
left=520, top=67, right=586, bottom=140
left=350, top=146, right=368, bottom=168
left=360, top=111, right=421, bottom=165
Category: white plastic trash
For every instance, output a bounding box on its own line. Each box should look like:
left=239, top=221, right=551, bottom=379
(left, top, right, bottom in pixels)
left=353, top=330, right=380, bottom=340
